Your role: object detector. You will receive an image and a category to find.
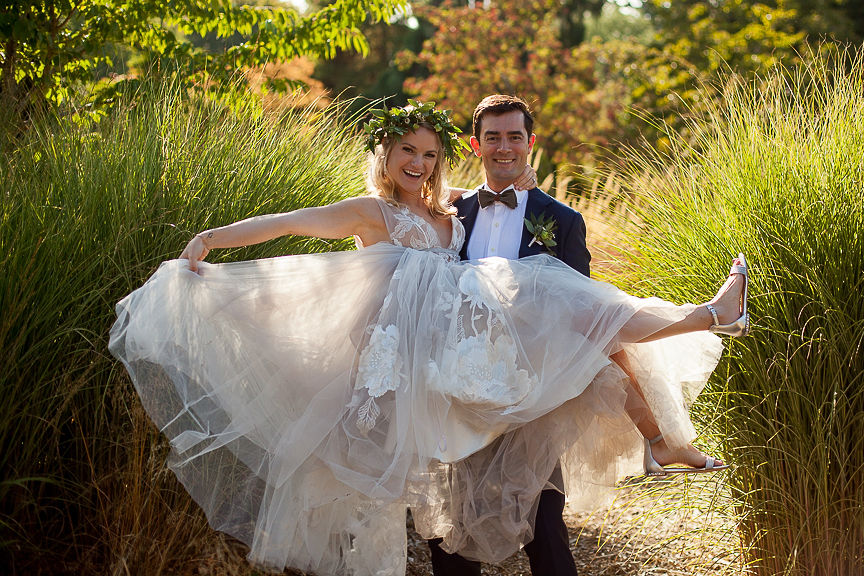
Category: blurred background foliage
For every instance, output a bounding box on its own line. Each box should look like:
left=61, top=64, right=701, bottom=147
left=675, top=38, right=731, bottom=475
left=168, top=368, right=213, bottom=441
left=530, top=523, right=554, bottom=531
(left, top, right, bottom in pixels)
left=3, top=2, right=864, bottom=575
left=4, top=0, right=863, bottom=172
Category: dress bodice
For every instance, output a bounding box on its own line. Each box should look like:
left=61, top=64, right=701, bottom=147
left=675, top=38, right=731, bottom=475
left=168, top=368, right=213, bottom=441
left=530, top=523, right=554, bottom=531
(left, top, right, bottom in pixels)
left=364, top=197, right=464, bottom=263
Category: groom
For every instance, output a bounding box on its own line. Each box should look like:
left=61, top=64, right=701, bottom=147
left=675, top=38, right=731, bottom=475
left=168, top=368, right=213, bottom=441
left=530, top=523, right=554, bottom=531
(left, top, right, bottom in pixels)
left=427, top=94, right=588, bottom=575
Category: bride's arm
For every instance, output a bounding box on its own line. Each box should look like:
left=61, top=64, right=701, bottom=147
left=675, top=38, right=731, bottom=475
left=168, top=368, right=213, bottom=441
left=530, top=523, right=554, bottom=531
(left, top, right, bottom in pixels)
left=180, top=196, right=385, bottom=271
left=513, top=164, right=538, bottom=190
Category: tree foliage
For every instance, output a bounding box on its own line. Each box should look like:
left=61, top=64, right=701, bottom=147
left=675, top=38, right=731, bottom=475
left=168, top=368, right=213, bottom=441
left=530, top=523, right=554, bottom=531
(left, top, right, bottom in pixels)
left=399, top=0, right=641, bottom=169
left=639, top=0, right=806, bottom=87
left=787, top=0, right=864, bottom=44
left=402, top=0, right=852, bottom=169
left=555, top=0, right=606, bottom=47
left=631, top=0, right=840, bottom=139
left=0, top=0, right=407, bottom=121
left=312, top=13, right=429, bottom=112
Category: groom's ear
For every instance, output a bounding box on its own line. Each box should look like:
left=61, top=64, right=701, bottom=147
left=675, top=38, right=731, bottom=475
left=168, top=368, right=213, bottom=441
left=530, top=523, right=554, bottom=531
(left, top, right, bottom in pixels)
left=528, top=134, right=536, bottom=151
left=469, top=136, right=482, bottom=157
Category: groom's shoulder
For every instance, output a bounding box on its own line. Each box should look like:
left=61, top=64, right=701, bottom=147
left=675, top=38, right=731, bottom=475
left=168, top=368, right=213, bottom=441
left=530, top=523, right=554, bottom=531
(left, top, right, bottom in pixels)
left=530, top=188, right=581, bottom=219
left=458, top=188, right=479, bottom=200
left=453, top=188, right=479, bottom=212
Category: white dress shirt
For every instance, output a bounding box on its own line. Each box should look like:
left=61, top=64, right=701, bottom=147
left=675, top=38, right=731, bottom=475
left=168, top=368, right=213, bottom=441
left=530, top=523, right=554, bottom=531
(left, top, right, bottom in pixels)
left=466, top=185, right=529, bottom=260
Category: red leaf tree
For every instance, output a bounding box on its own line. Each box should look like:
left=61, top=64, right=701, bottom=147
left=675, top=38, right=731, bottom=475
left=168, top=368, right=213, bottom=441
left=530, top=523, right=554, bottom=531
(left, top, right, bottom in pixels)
left=399, top=0, right=638, bottom=169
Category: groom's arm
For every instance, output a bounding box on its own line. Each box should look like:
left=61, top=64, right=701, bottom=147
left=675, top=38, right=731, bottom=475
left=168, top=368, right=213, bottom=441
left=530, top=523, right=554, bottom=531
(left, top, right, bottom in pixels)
left=558, top=210, right=591, bottom=277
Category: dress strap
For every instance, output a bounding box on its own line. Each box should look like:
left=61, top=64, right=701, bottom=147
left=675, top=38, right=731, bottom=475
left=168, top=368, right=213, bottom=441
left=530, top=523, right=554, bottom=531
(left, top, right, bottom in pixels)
left=355, top=197, right=399, bottom=248
left=372, top=196, right=399, bottom=238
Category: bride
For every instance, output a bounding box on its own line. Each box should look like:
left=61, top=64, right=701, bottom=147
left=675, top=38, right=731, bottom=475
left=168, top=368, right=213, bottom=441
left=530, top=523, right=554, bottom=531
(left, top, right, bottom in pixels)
left=109, top=102, right=749, bottom=575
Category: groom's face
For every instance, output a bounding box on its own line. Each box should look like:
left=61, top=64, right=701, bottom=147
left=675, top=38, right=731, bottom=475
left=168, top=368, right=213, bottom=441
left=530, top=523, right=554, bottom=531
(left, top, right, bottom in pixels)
left=470, top=110, right=536, bottom=191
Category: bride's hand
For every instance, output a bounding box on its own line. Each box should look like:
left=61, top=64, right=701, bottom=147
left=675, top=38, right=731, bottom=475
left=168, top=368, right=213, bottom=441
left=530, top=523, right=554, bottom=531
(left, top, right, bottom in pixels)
left=514, top=164, right=538, bottom=191
left=448, top=187, right=469, bottom=202
left=180, top=234, right=211, bottom=273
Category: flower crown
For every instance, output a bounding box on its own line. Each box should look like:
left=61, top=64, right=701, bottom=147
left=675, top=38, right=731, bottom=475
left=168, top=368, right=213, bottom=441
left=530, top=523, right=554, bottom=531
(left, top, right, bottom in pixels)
left=363, top=100, right=470, bottom=166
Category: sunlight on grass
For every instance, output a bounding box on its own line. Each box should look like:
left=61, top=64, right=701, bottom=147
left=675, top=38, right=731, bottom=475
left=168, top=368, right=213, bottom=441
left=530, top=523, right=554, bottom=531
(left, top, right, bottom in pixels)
left=584, top=48, right=864, bottom=575
left=4, top=46, right=864, bottom=575
left=0, top=80, right=367, bottom=574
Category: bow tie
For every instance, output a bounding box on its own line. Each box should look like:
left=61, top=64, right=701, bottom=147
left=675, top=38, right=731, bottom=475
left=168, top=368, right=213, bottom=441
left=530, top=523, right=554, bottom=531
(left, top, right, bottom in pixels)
left=478, top=187, right=518, bottom=209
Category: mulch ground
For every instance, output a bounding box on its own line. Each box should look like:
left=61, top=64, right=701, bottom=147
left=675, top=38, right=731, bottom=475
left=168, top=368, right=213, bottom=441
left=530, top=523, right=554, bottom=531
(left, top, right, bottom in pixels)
left=404, top=477, right=743, bottom=576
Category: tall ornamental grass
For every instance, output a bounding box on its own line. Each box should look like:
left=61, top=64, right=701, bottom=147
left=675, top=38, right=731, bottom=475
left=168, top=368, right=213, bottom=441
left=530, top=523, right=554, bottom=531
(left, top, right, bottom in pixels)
left=604, top=51, right=864, bottom=574
left=0, top=82, right=367, bottom=575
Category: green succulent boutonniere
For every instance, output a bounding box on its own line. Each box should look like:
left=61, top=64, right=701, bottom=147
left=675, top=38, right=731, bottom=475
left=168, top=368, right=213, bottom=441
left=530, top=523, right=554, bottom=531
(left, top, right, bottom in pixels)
left=525, top=213, right=558, bottom=253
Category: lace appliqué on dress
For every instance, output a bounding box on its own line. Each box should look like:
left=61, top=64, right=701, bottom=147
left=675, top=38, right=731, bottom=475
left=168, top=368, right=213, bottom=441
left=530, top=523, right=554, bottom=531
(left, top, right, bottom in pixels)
left=390, top=209, right=435, bottom=248
left=426, top=332, right=533, bottom=409
left=387, top=205, right=463, bottom=263
left=354, top=200, right=531, bottom=432
left=355, top=324, right=402, bottom=433
left=426, top=267, right=536, bottom=409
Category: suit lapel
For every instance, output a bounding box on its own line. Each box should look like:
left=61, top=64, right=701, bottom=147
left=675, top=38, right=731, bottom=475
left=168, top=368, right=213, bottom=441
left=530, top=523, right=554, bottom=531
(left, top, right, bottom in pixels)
left=456, top=192, right=480, bottom=261
left=519, top=188, right=554, bottom=258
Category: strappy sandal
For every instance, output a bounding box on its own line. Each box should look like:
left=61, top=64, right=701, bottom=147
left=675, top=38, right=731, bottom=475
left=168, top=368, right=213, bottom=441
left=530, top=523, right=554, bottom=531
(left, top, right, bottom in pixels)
left=643, top=434, right=729, bottom=476
left=705, top=252, right=750, bottom=337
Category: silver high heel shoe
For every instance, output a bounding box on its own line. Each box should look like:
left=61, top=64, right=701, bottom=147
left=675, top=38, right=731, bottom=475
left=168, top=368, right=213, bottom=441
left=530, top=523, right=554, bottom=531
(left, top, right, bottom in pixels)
left=643, top=434, right=728, bottom=476
left=705, top=252, right=750, bottom=337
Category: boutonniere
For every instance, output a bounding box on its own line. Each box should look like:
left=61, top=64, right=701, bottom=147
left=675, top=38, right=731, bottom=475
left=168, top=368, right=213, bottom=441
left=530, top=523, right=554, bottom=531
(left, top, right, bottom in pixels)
left=525, top=212, right=558, bottom=252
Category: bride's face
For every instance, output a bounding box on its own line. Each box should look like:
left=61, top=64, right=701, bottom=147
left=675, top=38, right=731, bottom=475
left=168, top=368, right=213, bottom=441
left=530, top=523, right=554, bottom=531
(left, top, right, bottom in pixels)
left=386, top=127, right=440, bottom=199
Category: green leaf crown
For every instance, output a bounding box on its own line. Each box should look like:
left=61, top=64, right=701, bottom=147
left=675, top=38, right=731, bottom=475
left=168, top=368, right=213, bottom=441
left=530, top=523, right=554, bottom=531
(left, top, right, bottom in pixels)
left=363, top=100, right=470, bottom=166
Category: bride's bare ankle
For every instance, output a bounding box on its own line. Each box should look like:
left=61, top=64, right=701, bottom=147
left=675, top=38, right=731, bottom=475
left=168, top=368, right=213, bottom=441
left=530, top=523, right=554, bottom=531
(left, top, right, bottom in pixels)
left=707, top=274, right=743, bottom=326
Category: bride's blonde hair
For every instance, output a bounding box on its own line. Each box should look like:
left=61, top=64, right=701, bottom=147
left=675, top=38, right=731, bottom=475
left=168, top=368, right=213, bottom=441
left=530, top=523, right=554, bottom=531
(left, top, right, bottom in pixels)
left=366, top=125, right=456, bottom=218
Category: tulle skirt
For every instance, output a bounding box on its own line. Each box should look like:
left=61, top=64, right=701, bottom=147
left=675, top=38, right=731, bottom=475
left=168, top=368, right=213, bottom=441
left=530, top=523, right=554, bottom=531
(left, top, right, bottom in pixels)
left=109, top=243, right=724, bottom=574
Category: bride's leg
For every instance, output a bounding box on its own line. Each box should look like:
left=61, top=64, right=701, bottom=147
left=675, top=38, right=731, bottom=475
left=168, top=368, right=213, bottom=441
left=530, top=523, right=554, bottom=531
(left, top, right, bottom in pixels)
left=611, top=352, right=725, bottom=469
left=610, top=351, right=660, bottom=437
left=619, top=257, right=746, bottom=344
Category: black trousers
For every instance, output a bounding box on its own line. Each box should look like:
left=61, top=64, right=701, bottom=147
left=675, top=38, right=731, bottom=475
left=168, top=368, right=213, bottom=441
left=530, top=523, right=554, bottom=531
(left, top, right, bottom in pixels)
left=427, top=488, right=578, bottom=576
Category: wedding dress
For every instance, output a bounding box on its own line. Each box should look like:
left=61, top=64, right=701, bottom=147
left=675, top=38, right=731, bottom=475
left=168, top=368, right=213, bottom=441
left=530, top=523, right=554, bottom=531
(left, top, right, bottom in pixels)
left=109, top=197, right=724, bottom=575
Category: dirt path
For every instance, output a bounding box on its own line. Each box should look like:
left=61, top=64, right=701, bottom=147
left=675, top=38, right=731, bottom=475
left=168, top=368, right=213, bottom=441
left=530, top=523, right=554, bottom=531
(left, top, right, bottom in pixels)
left=404, top=478, right=742, bottom=576
left=200, top=476, right=741, bottom=576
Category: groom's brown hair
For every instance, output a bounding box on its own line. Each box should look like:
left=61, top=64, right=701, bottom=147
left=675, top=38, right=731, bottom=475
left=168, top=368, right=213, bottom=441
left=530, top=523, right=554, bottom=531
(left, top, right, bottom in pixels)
left=472, top=95, right=534, bottom=139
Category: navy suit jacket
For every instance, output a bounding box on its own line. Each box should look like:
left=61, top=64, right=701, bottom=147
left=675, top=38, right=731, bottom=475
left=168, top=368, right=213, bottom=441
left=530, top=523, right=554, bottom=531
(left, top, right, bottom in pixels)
left=454, top=187, right=591, bottom=277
